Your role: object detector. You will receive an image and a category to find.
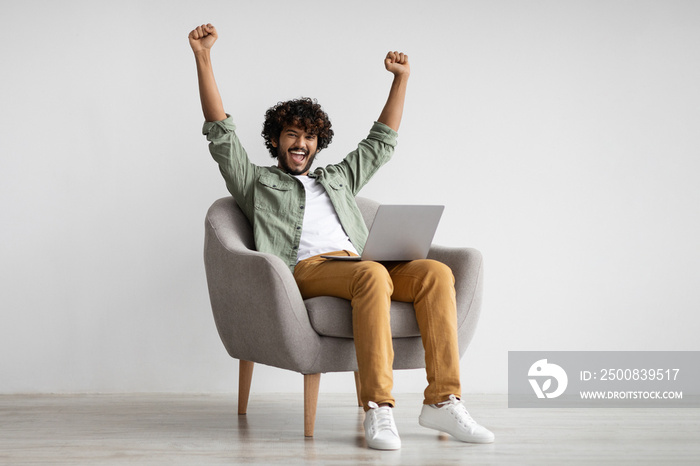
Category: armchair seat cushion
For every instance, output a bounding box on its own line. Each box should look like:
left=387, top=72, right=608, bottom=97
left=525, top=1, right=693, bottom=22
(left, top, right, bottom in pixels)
left=305, top=296, right=420, bottom=338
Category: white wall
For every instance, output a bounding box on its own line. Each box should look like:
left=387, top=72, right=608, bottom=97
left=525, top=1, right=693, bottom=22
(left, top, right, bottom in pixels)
left=1, top=0, right=698, bottom=394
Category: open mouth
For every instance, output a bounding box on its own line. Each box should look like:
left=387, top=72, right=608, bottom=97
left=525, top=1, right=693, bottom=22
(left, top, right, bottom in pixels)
left=289, top=150, right=307, bottom=164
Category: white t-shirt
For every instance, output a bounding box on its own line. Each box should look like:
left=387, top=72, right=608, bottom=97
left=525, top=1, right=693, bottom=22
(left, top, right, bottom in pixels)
left=295, top=175, right=359, bottom=262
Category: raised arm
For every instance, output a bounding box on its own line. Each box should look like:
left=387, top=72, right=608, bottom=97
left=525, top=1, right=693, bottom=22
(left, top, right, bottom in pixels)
left=189, top=24, right=227, bottom=122
left=377, top=51, right=410, bottom=132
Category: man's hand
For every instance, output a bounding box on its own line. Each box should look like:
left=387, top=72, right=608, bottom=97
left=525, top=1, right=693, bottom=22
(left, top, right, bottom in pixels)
left=189, top=24, right=218, bottom=54
left=384, top=51, right=410, bottom=78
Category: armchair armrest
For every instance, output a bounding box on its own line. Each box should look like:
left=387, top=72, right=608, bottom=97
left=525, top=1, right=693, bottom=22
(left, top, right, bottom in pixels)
left=204, top=198, right=323, bottom=374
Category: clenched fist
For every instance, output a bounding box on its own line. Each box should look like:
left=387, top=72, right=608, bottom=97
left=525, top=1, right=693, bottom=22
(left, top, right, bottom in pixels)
left=384, top=51, right=410, bottom=78
left=188, top=24, right=218, bottom=53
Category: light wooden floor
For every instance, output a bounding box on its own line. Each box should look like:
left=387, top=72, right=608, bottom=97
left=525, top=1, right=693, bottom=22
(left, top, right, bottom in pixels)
left=1, top=393, right=698, bottom=465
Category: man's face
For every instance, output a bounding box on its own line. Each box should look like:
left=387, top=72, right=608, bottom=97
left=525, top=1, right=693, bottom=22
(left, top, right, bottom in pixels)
left=273, top=125, right=319, bottom=176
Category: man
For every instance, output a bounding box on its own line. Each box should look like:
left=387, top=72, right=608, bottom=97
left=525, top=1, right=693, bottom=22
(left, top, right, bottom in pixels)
left=189, top=23, right=494, bottom=450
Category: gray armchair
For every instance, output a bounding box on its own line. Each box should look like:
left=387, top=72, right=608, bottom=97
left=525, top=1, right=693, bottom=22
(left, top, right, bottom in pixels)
left=204, top=196, right=484, bottom=437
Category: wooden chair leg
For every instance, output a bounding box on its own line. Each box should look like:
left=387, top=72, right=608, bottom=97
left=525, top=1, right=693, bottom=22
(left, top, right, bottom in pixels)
left=238, top=360, right=254, bottom=415
left=353, top=371, right=363, bottom=407
left=304, top=373, right=321, bottom=437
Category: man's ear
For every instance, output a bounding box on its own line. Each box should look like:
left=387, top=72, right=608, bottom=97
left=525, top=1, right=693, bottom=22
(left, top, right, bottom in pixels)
left=271, top=138, right=278, bottom=148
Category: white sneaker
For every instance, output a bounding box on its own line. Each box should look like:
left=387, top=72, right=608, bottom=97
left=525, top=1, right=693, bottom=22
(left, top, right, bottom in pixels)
left=363, top=401, right=401, bottom=450
left=419, top=395, right=495, bottom=443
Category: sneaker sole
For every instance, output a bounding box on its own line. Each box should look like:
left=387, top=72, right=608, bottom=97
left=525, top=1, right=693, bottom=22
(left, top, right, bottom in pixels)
left=366, top=439, right=401, bottom=450
left=418, top=416, right=495, bottom=444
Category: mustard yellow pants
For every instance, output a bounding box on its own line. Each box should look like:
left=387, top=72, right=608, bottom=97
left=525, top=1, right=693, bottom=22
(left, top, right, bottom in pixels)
left=293, top=251, right=461, bottom=409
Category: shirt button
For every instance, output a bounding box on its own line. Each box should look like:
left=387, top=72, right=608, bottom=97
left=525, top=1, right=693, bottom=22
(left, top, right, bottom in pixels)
left=300, top=205, right=305, bottom=209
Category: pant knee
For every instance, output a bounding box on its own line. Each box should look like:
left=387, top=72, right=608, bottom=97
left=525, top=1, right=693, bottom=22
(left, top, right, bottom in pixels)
left=420, top=260, right=455, bottom=288
left=352, top=261, right=393, bottom=295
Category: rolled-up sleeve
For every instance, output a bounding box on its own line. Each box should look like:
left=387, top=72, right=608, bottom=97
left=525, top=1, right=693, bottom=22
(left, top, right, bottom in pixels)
left=202, top=115, right=257, bottom=216
left=336, top=121, right=398, bottom=195
left=366, top=120, right=398, bottom=146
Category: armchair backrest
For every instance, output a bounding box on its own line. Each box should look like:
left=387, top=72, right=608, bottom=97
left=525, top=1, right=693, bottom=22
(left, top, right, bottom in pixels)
left=205, top=197, right=255, bottom=252
left=356, top=197, right=381, bottom=230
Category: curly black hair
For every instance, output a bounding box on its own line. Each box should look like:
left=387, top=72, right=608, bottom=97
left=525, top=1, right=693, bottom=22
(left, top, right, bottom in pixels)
left=261, top=97, right=334, bottom=158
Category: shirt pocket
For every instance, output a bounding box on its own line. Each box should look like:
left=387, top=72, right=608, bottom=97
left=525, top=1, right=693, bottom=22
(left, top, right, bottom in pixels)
left=327, top=177, right=353, bottom=199
left=325, top=177, right=354, bottom=215
left=327, top=178, right=347, bottom=191
left=254, top=173, right=296, bottom=213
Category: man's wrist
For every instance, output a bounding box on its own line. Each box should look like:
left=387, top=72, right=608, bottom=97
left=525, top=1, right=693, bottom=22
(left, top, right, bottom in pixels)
left=390, top=73, right=409, bottom=89
left=193, top=49, right=212, bottom=61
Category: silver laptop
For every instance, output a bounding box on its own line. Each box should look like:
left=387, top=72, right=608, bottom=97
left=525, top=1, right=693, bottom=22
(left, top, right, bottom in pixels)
left=322, top=205, right=444, bottom=262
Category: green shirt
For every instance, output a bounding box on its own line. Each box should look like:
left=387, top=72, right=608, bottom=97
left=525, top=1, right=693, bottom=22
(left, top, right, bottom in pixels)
left=202, top=115, right=398, bottom=272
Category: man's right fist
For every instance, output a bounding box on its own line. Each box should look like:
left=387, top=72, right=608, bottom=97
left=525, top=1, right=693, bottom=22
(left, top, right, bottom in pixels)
left=188, top=24, right=218, bottom=53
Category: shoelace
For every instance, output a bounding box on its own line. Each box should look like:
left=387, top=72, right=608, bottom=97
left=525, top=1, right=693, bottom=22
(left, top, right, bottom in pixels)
left=368, top=403, right=395, bottom=434
left=443, top=395, right=477, bottom=428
